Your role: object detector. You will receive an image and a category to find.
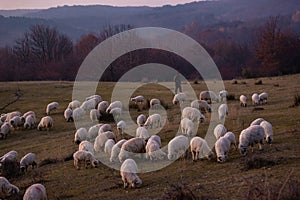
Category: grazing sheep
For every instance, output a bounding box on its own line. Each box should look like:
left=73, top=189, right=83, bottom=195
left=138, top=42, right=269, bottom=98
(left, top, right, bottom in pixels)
left=215, top=137, right=231, bottom=163
left=131, top=95, right=144, bottom=104
left=21, top=111, right=36, bottom=123
left=109, top=107, right=122, bottom=121
left=167, top=135, right=189, bottom=161
left=73, top=150, right=99, bottom=169
left=72, top=107, right=85, bottom=121
left=136, top=127, right=150, bottom=139
left=182, top=107, right=205, bottom=123
left=9, top=116, right=22, bottom=129
left=0, top=114, right=7, bottom=123
left=120, top=159, right=142, bottom=189
left=260, top=120, right=273, bottom=144
left=119, top=138, right=146, bottom=163
left=23, top=115, right=36, bottom=129
left=98, top=123, right=112, bottom=134
left=106, top=101, right=122, bottom=113
left=219, top=90, right=228, bottom=102
left=145, top=139, right=166, bottom=160
left=90, top=109, right=100, bottom=123
left=149, top=98, right=161, bottom=108
left=117, top=120, right=126, bottom=135
left=0, top=150, right=18, bottom=163
left=78, top=140, right=95, bottom=155
left=199, top=91, right=219, bottom=103
left=23, top=183, right=47, bottom=200
left=172, top=92, right=186, bottom=105
left=80, top=99, right=97, bottom=111
left=190, top=136, right=214, bottom=161
left=238, top=125, right=265, bottom=156
left=136, top=114, right=146, bottom=127
left=46, top=102, right=59, bottom=115
left=104, top=139, right=116, bottom=156
left=147, top=135, right=162, bottom=147
left=94, top=131, right=116, bottom=152
left=5, top=111, right=21, bottom=122
left=259, top=92, right=268, bottom=104
left=190, top=100, right=212, bottom=113
left=144, top=114, right=162, bottom=129
left=218, top=104, right=228, bottom=120
left=87, top=124, right=102, bottom=141
left=74, top=128, right=88, bottom=145
left=0, top=122, right=11, bottom=139
left=0, top=176, right=19, bottom=199
left=20, top=153, right=37, bottom=172
left=239, top=95, right=247, bottom=107
left=64, top=108, right=73, bottom=122
left=110, top=139, right=127, bottom=163
left=252, top=93, right=259, bottom=106
left=86, top=94, right=102, bottom=105
left=250, top=118, right=265, bottom=126
left=214, top=124, right=227, bottom=140
left=68, top=100, right=81, bottom=109
left=0, top=151, right=19, bottom=178
left=223, top=132, right=237, bottom=149
left=180, top=117, right=194, bottom=136
left=97, top=101, right=109, bottom=114
left=37, top=116, right=53, bottom=131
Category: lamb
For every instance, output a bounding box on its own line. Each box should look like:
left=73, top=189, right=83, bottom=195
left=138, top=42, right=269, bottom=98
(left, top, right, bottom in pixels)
left=144, top=114, right=162, bottom=129
left=104, top=139, right=116, bottom=156
left=149, top=98, right=161, bottom=108
left=87, top=124, right=102, bottom=141
left=110, top=139, right=127, bottom=163
left=80, top=99, right=97, bottom=111
left=182, top=107, right=205, bottom=123
left=90, top=109, right=100, bottom=123
left=0, top=176, right=19, bottom=199
left=136, top=114, right=146, bottom=127
left=9, top=115, right=23, bottom=129
left=46, top=102, right=59, bottom=115
left=94, top=131, right=116, bottom=152
left=23, top=183, right=47, bottom=200
left=73, top=150, right=99, bottom=169
left=252, top=93, right=259, bottom=106
left=190, top=100, right=212, bottom=113
left=120, top=158, right=142, bottom=189
left=239, top=95, right=247, bottom=107
left=119, top=138, right=146, bottom=163
left=0, top=122, right=11, bottom=139
left=199, top=91, right=219, bottom=103
left=20, top=153, right=37, bottom=172
left=147, top=135, right=162, bottom=147
left=180, top=117, right=194, bottom=136
left=172, top=92, right=186, bottom=105
left=131, top=95, right=144, bottom=104
left=78, top=140, right=95, bottom=155
left=218, top=104, right=228, bottom=120
left=145, top=139, right=166, bottom=160
left=37, top=116, right=53, bottom=131
left=190, top=136, right=214, bottom=161
left=97, top=101, right=109, bottom=114
left=98, top=123, right=112, bottom=134
left=117, top=120, right=126, bottom=135
left=260, top=120, right=273, bottom=144
left=223, top=132, right=237, bottom=149
left=259, top=92, right=268, bottom=105
left=72, top=107, right=85, bottom=121
left=238, top=125, right=265, bottom=156
left=219, top=90, right=228, bottom=102
left=167, top=135, right=189, bottom=160
left=68, top=100, right=81, bottom=109
left=250, top=118, right=265, bottom=126
left=64, top=108, right=73, bottom=122
left=106, top=101, right=122, bottom=113
left=136, top=127, right=150, bottom=139
left=74, top=128, right=88, bottom=145
left=24, top=115, right=36, bottom=129
left=215, top=136, right=231, bottom=163
left=213, top=124, right=227, bottom=140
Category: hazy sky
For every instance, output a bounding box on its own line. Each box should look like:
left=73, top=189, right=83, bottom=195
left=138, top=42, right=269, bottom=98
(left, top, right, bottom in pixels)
left=0, top=0, right=201, bottom=9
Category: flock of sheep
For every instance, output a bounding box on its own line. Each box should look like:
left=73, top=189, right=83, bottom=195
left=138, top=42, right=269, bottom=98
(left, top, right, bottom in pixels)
left=0, top=87, right=273, bottom=198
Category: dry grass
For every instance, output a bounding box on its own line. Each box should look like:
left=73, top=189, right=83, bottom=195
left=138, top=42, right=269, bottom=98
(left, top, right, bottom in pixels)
left=0, top=74, right=300, bottom=199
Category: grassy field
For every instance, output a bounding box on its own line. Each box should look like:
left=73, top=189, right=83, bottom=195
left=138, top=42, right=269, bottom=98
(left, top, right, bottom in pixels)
left=0, top=74, right=300, bottom=199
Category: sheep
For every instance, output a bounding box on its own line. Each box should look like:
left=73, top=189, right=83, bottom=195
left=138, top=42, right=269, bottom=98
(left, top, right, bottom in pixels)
left=167, top=135, right=189, bottom=161
left=20, top=153, right=37, bottom=173
left=239, top=95, right=247, bottom=107
left=106, top=101, right=122, bottom=113
left=86, top=94, right=102, bottom=105
left=131, top=95, right=144, bottom=104
left=23, top=183, right=47, bottom=200
left=104, top=139, right=115, bottom=156
left=144, top=114, right=162, bottom=129
left=223, top=132, right=237, bottom=149
left=94, top=131, right=116, bottom=152
left=219, top=90, right=228, bottom=102
left=213, top=124, right=227, bottom=140
left=136, top=114, right=146, bottom=127
left=120, top=159, right=142, bottom=189
left=46, top=102, right=59, bottom=115
left=98, top=123, right=112, bottom=134
left=252, top=93, right=259, bottom=106
left=0, top=122, right=11, bottom=139
left=145, top=139, right=166, bottom=160
left=73, top=150, right=99, bottom=169
left=72, top=107, right=85, bottom=121
left=136, top=127, right=150, bottom=139
left=172, top=92, right=186, bottom=105
left=190, top=136, right=214, bottom=161
left=180, top=117, right=194, bottom=136
left=87, top=124, right=102, bottom=142
left=97, top=101, right=109, bottom=114
left=250, top=118, right=265, bottom=126
left=80, top=99, right=97, bottom=111
left=9, top=116, right=23, bottom=129
left=149, top=98, right=161, bottom=108
left=0, top=113, right=7, bottom=123
left=90, top=109, right=100, bottom=123
left=110, top=139, right=127, bottom=163
left=218, top=104, right=228, bottom=120
left=182, top=107, right=205, bottom=123
left=21, top=111, right=36, bottom=123
left=78, top=140, right=95, bottom=155
left=0, top=151, right=19, bottom=178
left=238, top=125, right=265, bottom=156
left=37, top=116, right=53, bottom=131
left=199, top=91, right=219, bottom=103
left=215, top=136, right=231, bottom=163
left=0, top=176, right=19, bottom=199
left=117, top=120, right=126, bottom=135
left=24, top=115, right=36, bottom=129
left=0, top=150, right=18, bottom=162
left=5, top=111, right=21, bottom=122
left=259, top=92, right=268, bottom=104
left=109, top=107, right=122, bottom=120
left=74, top=128, right=88, bottom=145
left=64, top=108, right=73, bottom=122
left=260, top=120, right=273, bottom=144
left=119, top=138, right=146, bottom=163
left=190, top=100, right=212, bottom=113
left=68, top=100, right=81, bottom=109
left=147, top=135, right=162, bottom=147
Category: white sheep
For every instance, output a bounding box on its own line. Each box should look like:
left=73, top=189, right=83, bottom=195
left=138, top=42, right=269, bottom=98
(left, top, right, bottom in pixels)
left=219, top=90, right=228, bottom=102
left=238, top=125, right=265, bottom=156
left=72, top=107, right=85, bottom=121
left=145, top=139, right=166, bottom=160
left=90, top=109, right=100, bottom=123
left=73, top=150, right=99, bottom=169
left=0, top=176, right=19, bottom=199
left=117, top=120, right=126, bottom=135
left=144, top=114, right=162, bottom=129
left=0, top=122, right=11, bottom=139
left=199, top=91, right=219, bottom=103
left=190, top=136, right=214, bottom=161
left=213, top=124, right=227, bottom=140
left=136, top=114, right=146, bottom=127
left=37, top=116, right=53, bottom=131
left=97, top=101, right=109, bottom=114
left=98, top=123, right=112, bottom=134
left=87, top=124, right=102, bottom=141
left=24, top=115, right=36, bottom=129
left=167, top=135, right=189, bottom=160
left=9, top=115, right=22, bottom=129
left=68, top=100, right=81, bottom=109
left=218, top=103, right=228, bottom=120
left=21, top=111, right=36, bottom=123
left=80, top=99, right=97, bottom=111
left=250, top=118, right=265, bottom=126
left=131, top=95, right=144, bottom=104
left=94, top=131, right=116, bottom=152
left=109, top=107, right=122, bottom=121
left=119, top=137, right=146, bottom=163
left=64, top=107, right=73, bottom=122
left=172, top=92, right=186, bottom=105
left=46, top=102, right=59, bottom=115
left=239, top=95, right=247, bottom=107
left=190, top=100, right=212, bottom=113
left=78, top=140, right=95, bottom=155
left=223, top=131, right=237, bottom=149
left=147, top=135, right=162, bottom=147
left=86, top=94, right=102, bottom=105
left=110, top=139, right=127, bottom=163
left=136, top=127, right=150, bottom=139
left=149, top=98, right=161, bottom=108
left=259, top=92, right=268, bottom=105
left=0, top=113, right=7, bottom=123
left=104, top=139, right=116, bottom=156
left=182, top=107, right=205, bottom=123
left=120, top=158, right=142, bottom=189
left=23, top=183, right=47, bottom=200
left=215, top=136, right=231, bottom=163
left=20, top=153, right=37, bottom=172
left=0, top=150, right=18, bottom=164
left=260, top=120, right=273, bottom=144
left=252, top=93, right=259, bottom=106
left=5, top=111, right=21, bottom=122
left=106, top=101, right=122, bottom=113
left=74, top=127, right=88, bottom=145
left=180, top=117, right=194, bottom=136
